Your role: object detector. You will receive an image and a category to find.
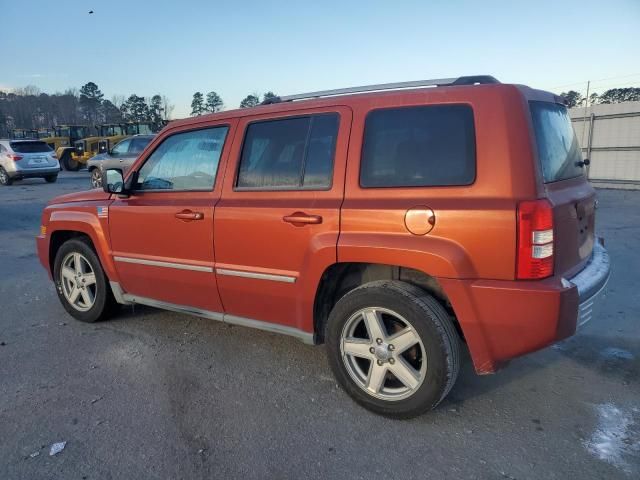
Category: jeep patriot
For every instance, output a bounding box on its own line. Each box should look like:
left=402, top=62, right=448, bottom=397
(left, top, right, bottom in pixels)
left=36, top=75, right=610, bottom=418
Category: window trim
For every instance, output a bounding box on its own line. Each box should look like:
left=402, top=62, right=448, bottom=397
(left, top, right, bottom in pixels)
left=358, top=104, right=477, bottom=189
left=131, top=124, right=230, bottom=194
left=233, top=112, right=340, bottom=192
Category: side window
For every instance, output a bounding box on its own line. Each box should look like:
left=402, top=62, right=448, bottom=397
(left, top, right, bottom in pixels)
left=135, top=127, right=228, bottom=191
left=360, top=105, right=476, bottom=187
left=128, top=137, right=150, bottom=154
left=236, top=113, right=339, bottom=190
left=111, top=139, right=131, bottom=156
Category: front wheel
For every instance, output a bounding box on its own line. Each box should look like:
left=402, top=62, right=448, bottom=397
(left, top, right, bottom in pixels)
left=53, top=238, right=118, bottom=322
left=326, top=280, right=461, bottom=419
left=89, top=168, right=102, bottom=188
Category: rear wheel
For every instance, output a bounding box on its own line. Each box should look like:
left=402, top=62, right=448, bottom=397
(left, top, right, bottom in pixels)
left=326, top=280, right=461, bottom=419
left=0, top=167, right=13, bottom=186
left=53, top=238, right=118, bottom=322
left=61, top=151, right=80, bottom=171
left=44, top=175, right=58, bottom=183
left=90, top=168, right=102, bottom=188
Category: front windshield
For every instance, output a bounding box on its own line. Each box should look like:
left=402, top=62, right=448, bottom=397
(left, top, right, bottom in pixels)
left=55, top=127, right=70, bottom=138
left=137, top=124, right=153, bottom=135
left=125, top=124, right=153, bottom=135
left=101, top=125, right=124, bottom=136
left=71, top=127, right=87, bottom=139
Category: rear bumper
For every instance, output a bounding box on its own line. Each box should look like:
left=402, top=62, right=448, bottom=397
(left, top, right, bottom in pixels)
left=565, top=241, right=610, bottom=327
left=9, top=166, right=60, bottom=178
left=440, top=239, right=611, bottom=374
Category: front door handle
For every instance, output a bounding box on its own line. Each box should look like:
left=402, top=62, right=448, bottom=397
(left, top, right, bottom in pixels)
left=175, top=210, right=204, bottom=221
left=283, top=212, right=323, bottom=225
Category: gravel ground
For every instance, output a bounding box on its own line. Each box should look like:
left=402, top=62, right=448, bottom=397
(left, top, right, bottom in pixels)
left=0, top=172, right=638, bottom=479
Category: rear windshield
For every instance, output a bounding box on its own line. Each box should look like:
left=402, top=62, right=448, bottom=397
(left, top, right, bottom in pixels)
left=529, top=101, right=584, bottom=183
left=10, top=141, right=52, bottom=153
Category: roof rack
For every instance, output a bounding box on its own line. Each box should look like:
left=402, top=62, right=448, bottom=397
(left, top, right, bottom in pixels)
left=261, top=75, right=499, bottom=105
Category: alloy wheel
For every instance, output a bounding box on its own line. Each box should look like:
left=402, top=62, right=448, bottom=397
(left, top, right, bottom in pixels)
left=60, top=252, right=98, bottom=312
left=91, top=169, right=102, bottom=188
left=340, top=307, right=427, bottom=401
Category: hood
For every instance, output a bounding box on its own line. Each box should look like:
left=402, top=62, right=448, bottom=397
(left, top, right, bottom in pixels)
left=49, top=188, right=111, bottom=205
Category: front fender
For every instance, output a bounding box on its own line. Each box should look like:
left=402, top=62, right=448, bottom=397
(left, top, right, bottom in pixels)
left=46, top=207, right=118, bottom=281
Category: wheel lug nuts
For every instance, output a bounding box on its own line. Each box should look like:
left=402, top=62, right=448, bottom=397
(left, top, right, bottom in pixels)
left=369, top=347, right=375, bottom=354
left=388, top=344, right=395, bottom=351
left=376, top=338, right=383, bottom=345
left=389, top=358, right=395, bottom=364
left=377, top=360, right=383, bottom=366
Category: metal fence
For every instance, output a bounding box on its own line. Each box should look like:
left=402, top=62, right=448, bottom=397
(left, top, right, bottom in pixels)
left=570, top=101, right=640, bottom=188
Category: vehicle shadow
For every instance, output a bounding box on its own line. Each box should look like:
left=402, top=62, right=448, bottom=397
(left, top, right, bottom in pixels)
left=440, top=332, right=639, bottom=411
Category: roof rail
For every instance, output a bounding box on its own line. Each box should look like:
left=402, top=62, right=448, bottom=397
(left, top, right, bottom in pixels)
left=261, top=75, right=500, bottom=105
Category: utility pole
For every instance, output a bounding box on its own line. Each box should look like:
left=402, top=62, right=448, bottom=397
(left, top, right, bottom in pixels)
left=581, top=80, right=591, bottom=152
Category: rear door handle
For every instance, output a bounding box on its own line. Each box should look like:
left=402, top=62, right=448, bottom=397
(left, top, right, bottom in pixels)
left=175, top=210, right=204, bottom=221
left=283, top=212, right=323, bottom=225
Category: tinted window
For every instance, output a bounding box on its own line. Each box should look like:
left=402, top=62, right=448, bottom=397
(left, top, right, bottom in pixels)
left=111, top=139, right=131, bottom=156
left=129, top=137, right=152, bottom=154
left=136, top=127, right=228, bottom=191
left=529, top=101, right=583, bottom=183
left=360, top=105, right=476, bottom=187
left=237, top=114, right=338, bottom=189
left=10, top=141, right=52, bottom=153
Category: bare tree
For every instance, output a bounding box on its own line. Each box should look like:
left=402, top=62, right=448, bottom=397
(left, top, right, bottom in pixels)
left=162, top=96, right=174, bottom=120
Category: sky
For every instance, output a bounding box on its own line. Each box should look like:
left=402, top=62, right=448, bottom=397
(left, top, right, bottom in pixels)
left=2, top=0, right=639, bottom=118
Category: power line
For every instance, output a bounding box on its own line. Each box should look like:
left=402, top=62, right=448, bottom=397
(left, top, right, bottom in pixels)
left=547, top=73, right=640, bottom=90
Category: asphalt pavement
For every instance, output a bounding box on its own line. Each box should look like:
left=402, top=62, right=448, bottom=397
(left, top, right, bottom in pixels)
left=1, top=172, right=638, bottom=479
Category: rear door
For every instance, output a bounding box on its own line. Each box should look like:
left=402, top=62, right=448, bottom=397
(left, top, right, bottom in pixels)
left=108, top=122, right=236, bottom=313
left=529, top=100, right=596, bottom=277
left=214, top=107, right=351, bottom=332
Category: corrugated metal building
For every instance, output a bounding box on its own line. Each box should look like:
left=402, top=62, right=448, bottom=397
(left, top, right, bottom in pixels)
left=569, top=101, right=640, bottom=189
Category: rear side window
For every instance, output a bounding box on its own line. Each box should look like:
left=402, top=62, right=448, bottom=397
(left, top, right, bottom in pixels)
left=129, top=137, right=152, bottom=154
left=136, top=127, right=228, bottom=191
left=529, top=101, right=584, bottom=183
left=236, top=113, right=339, bottom=190
left=10, top=141, right=52, bottom=153
left=360, top=105, right=476, bottom=188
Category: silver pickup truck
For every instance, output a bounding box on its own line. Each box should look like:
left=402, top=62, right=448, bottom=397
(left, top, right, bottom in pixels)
left=87, top=134, right=155, bottom=188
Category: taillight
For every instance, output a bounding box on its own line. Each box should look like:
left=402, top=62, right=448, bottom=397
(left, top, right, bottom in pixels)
left=517, top=199, right=554, bottom=279
left=8, top=154, right=23, bottom=161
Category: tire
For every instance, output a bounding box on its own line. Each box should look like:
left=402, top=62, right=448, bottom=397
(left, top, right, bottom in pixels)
left=89, top=168, right=102, bottom=188
left=0, top=167, right=13, bottom=186
left=61, top=151, right=80, bottom=171
left=326, top=280, right=461, bottom=419
left=44, top=175, right=58, bottom=183
left=53, top=238, right=118, bottom=323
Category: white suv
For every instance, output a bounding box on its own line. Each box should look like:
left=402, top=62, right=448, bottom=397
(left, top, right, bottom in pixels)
left=0, top=139, right=60, bottom=186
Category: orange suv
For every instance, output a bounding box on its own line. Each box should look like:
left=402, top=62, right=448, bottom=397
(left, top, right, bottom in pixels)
left=37, top=76, right=610, bottom=418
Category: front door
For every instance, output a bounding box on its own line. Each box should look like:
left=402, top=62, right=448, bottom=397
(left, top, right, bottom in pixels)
left=108, top=122, right=235, bottom=313
left=214, top=107, right=352, bottom=333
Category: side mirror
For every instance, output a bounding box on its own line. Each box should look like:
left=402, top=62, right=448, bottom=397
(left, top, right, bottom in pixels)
left=103, top=168, right=125, bottom=194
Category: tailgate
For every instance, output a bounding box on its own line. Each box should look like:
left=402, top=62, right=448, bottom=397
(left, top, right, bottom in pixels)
left=546, top=178, right=596, bottom=277
left=529, top=100, right=596, bottom=277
